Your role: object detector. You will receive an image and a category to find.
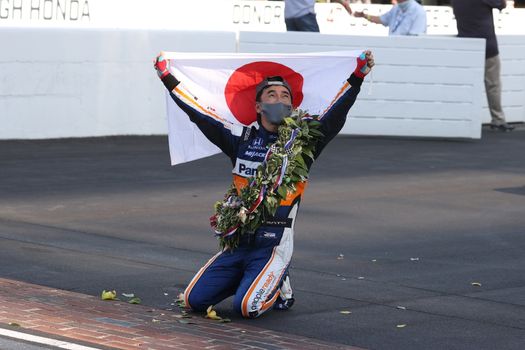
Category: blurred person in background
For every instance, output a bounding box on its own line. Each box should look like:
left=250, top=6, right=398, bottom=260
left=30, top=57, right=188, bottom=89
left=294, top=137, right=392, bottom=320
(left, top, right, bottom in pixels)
left=284, top=0, right=320, bottom=31
left=513, top=0, right=525, bottom=8
left=452, top=0, right=514, bottom=131
left=336, top=0, right=427, bottom=35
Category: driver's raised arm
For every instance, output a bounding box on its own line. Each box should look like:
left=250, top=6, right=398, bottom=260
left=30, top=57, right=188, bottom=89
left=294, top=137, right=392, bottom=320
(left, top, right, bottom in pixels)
left=154, top=53, right=240, bottom=160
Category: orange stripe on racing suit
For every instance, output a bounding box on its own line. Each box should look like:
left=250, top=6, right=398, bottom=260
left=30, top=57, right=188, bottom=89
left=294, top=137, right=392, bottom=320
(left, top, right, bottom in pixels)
left=232, top=174, right=308, bottom=207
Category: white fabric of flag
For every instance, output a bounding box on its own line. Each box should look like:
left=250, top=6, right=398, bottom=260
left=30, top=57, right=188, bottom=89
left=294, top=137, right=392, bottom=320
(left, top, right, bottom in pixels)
left=164, top=51, right=361, bottom=165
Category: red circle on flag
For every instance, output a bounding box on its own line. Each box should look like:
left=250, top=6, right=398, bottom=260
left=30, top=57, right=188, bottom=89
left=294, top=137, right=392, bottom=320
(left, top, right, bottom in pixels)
left=224, top=61, right=304, bottom=125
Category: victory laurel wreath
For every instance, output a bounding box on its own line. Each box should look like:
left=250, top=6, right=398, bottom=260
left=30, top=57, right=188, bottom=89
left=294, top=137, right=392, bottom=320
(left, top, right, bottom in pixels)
left=210, top=109, right=324, bottom=250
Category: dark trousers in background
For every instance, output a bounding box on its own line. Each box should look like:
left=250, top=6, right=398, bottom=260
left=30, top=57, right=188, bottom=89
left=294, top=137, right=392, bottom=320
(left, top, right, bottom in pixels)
left=485, top=55, right=507, bottom=125
left=285, top=12, right=320, bottom=32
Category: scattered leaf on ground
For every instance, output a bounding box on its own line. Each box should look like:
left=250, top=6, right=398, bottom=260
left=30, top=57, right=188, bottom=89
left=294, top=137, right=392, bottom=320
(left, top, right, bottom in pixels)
left=152, top=319, right=161, bottom=323
left=219, top=318, right=232, bottom=323
left=340, top=310, right=352, bottom=314
left=101, top=290, right=117, bottom=300
left=206, top=306, right=223, bottom=320
left=358, top=276, right=365, bottom=280
left=175, top=293, right=186, bottom=308
left=410, top=257, right=420, bottom=261
left=8, top=322, right=20, bottom=327
left=163, top=292, right=169, bottom=296
left=397, top=324, right=407, bottom=328
left=128, top=297, right=142, bottom=304
left=396, top=306, right=407, bottom=310
left=471, top=282, right=482, bottom=287
left=122, top=293, right=134, bottom=298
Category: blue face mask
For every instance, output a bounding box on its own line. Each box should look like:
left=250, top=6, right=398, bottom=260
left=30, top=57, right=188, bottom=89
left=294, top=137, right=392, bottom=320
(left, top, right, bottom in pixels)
left=260, top=102, right=292, bottom=125
left=398, top=0, right=412, bottom=11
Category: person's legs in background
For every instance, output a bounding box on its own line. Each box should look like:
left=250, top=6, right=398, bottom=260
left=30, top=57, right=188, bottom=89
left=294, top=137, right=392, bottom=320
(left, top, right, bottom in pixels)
left=485, top=55, right=514, bottom=131
left=295, top=12, right=320, bottom=32
left=285, top=17, right=299, bottom=31
left=286, top=13, right=319, bottom=32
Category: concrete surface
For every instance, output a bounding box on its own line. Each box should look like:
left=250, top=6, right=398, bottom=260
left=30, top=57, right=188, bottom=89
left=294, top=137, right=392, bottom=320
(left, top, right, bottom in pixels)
left=1, top=126, right=524, bottom=349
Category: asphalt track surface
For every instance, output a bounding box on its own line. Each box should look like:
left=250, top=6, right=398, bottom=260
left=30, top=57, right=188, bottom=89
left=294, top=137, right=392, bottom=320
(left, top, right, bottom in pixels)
left=1, top=127, right=524, bottom=350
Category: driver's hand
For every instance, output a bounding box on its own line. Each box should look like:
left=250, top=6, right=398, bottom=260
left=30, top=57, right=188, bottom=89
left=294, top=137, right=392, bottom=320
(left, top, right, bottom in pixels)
left=154, top=52, right=170, bottom=79
left=354, top=50, right=375, bottom=78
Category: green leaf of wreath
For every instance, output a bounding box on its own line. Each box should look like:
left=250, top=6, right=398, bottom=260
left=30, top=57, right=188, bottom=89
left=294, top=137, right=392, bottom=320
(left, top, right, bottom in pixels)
left=212, top=109, right=324, bottom=250
left=309, top=128, right=325, bottom=138
left=277, top=185, right=288, bottom=199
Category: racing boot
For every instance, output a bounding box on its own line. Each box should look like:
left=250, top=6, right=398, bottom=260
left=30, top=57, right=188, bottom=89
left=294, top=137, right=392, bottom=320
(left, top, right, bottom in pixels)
left=273, top=273, right=295, bottom=310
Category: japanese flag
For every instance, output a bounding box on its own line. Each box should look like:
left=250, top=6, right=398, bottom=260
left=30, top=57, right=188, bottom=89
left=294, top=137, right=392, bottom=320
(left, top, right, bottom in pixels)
left=163, top=51, right=361, bottom=165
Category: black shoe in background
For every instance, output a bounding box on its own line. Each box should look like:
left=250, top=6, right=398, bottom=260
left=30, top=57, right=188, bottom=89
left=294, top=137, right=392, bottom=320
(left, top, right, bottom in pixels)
left=490, top=123, right=515, bottom=132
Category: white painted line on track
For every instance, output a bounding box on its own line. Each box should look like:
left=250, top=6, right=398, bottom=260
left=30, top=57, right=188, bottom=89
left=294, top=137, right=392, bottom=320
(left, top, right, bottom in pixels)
left=0, top=328, right=102, bottom=350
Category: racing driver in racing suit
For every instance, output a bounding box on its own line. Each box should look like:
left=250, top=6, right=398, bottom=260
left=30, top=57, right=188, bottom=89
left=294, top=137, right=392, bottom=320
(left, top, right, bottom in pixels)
left=154, top=50, right=374, bottom=318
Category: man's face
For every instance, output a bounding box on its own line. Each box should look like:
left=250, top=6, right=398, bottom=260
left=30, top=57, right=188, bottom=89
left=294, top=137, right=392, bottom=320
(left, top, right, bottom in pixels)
left=256, top=85, right=292, bottom=116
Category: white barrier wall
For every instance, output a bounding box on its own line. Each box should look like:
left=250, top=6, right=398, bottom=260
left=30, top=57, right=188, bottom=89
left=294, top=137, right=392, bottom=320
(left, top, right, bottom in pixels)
left=1, top=1, right=524, bottom=141
left=0, top=28, right=236, bottom=139
left=239, top=31, right=486, bottom=139
left=2, top=28, right=524, bottom=140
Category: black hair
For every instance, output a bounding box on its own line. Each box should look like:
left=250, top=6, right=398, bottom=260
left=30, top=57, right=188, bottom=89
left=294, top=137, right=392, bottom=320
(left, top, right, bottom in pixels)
left=255, top=76, right=292, bottom=102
